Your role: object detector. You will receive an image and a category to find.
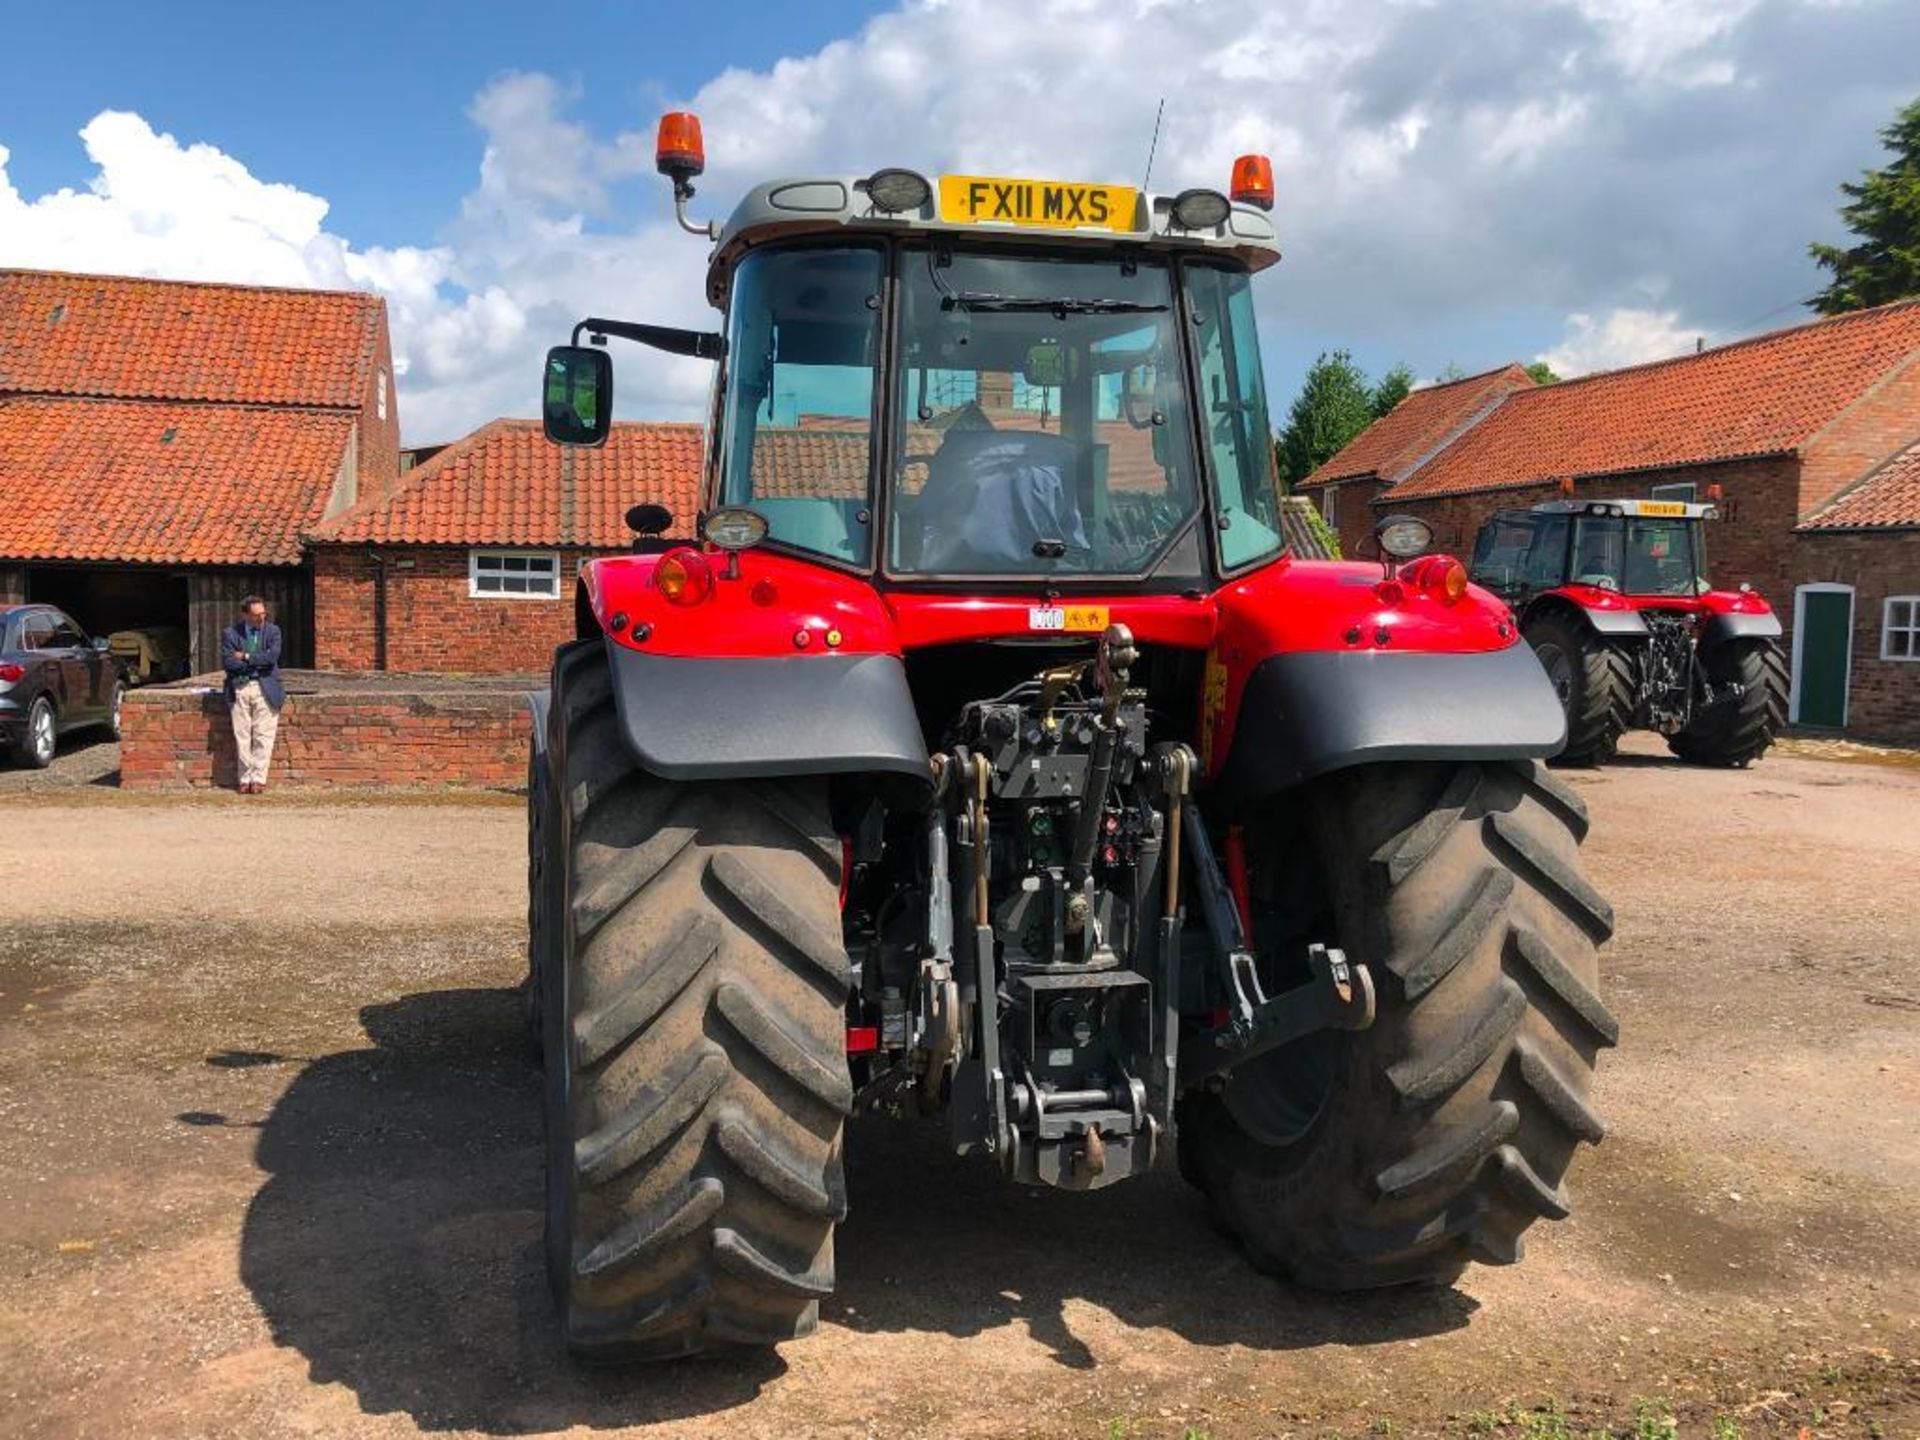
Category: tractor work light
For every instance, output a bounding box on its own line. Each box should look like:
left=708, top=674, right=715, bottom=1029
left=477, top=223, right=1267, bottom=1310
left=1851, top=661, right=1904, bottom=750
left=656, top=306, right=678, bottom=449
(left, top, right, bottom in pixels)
left=1230, top=154, right=1274, bottom=211
left=655, top=546, right=715, bottom=605
left=1374, top=514, right=1433, bottom=561
left=702, top=506, right=770, bottom=551
left=864, top=168, right=933, bottom=214
left=1170, top=188, right=1232, bottom=230
left=655, top=112, right=706, bottom=181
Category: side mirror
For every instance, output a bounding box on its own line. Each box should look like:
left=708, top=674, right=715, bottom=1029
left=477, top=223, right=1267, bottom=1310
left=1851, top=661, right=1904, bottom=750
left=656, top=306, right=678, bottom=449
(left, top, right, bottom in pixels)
left=543, top=346, right=612, bottom=447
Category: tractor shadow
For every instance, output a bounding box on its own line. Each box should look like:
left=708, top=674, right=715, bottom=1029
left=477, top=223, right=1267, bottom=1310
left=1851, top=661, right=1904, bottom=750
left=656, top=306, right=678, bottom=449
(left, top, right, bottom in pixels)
left=236, top=987, right=780, bottom=1433
left=237, top=986, right=1472, bottom=1432
left=835, top=1121, right=1476, bottom=1367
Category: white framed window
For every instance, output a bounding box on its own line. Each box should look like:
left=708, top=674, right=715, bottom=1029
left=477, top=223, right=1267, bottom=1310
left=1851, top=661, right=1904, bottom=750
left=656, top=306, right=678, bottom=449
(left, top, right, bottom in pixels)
left=470, top=550, right=561, bottom=599
left=1650, top=480, right=1696, bottom=503
left=1884, top=596, right=1920, bottom=661
left=1322, top=485, right=1338, bottom=526
left=377, top=368, right=390, bottom=422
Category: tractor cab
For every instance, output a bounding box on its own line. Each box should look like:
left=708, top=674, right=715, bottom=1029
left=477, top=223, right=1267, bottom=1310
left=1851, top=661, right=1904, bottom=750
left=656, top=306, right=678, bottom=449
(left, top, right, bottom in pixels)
left=543, top=117, right=1288, bottom=593
left=1469, top=497, right=1719, bottom=605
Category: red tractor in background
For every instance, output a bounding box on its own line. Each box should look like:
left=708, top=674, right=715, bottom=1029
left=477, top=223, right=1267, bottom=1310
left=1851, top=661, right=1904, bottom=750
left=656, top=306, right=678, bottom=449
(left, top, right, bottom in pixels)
left=524, top=112, right=1616, bottom=1361
left=1469, top=498, right=1786, bottom=766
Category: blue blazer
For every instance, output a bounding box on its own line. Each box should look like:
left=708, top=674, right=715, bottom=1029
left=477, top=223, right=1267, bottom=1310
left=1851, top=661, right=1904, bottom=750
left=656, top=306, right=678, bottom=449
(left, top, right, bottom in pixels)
left=221, top=621, right=286, bottom=710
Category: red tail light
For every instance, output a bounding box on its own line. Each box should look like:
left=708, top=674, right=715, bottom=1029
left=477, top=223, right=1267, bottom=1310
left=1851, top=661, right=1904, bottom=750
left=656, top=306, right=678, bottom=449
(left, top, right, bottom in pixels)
left=0, top=663, right=23, bottom=682
left=654, top=547, right=714, bottom=606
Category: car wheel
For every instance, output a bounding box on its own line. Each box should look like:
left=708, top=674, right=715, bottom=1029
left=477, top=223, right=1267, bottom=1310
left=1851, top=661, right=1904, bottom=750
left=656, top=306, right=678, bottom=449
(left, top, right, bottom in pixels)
left=106, top=681, right=127, bottom=740
left=19, top=696, right=57, bottom=769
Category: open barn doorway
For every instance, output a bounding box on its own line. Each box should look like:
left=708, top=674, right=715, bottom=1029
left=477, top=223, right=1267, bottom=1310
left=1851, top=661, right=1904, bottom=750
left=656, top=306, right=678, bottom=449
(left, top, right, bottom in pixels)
left=27, top=564, right=191, bottom=684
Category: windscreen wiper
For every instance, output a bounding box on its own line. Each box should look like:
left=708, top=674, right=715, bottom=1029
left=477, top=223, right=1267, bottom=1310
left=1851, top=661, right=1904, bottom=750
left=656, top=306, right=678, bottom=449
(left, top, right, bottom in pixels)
left=940, top=292, right=1168, bottom=315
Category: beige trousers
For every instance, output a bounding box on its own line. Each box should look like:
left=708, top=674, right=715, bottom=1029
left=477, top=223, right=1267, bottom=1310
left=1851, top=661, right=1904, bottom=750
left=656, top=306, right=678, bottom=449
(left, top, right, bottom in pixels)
left=230, top=681, right=280, bottom=787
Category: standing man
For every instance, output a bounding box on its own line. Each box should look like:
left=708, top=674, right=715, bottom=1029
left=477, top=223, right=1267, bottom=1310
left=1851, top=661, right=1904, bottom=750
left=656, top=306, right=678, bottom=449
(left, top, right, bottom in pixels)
left=222, top=596, right=285, bottom=794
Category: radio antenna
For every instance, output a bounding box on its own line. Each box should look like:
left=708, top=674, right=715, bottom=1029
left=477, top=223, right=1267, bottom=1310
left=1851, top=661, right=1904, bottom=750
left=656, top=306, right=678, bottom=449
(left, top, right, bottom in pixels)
left=1141, top=97, right=1166, bottom=191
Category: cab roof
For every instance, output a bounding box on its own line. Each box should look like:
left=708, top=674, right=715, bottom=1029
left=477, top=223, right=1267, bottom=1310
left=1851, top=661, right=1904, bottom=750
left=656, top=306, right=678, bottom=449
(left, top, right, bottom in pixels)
left=702, top=175, right=1282, bottom=308
left=1526, top=498, right=1720, bottom=521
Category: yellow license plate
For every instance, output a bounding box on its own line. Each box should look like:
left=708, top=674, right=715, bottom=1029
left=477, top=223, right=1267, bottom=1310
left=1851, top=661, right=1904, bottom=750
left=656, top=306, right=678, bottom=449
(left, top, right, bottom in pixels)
left=940, top=175, right=1138, bottom=231
left=1028, top=604, right=1111, bottom=633
left=1639, top=501, right=1687, bottom=516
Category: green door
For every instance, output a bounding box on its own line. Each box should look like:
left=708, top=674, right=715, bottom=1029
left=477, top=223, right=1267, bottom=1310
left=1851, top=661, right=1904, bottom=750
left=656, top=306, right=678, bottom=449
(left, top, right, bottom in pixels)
left=1794, top=588, right=1853, bottom=728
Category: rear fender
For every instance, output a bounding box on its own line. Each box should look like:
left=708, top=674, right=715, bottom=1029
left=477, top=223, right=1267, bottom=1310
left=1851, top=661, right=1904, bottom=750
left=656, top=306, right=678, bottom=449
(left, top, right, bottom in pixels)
left=577, top=548, right=930, bottom=789
left=1695, top=589, right=1782, bottom=648
left=1205, top=557, right=1564, bottom=802
left=1699, top=610, right=1783, bottom=647
left=1524, top=589, right=1649, bottom=637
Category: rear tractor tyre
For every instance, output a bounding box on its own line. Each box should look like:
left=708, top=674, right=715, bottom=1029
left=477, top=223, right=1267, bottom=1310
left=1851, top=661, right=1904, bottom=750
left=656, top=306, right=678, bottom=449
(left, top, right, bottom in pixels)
left=1178, top=759, right=1616, bottom=1289
left=1667, top=639, right=1786, bottom=769
left=543, top=640, right=851, bottom=1361
left=1526, top=615, right=1630, bottom=766
left=523, top=739, right=554, bottom=1065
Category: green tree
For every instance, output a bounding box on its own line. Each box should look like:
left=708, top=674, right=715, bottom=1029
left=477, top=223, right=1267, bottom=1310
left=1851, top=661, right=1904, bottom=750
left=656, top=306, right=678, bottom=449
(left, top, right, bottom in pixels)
left=1524, top=361, right=1561, bottom=385
left=1278, top=350, right=1377, bottom=485
left=1809, top=96, right=1920, bottom=314
left=1371, top=363, right=1415, bottom=418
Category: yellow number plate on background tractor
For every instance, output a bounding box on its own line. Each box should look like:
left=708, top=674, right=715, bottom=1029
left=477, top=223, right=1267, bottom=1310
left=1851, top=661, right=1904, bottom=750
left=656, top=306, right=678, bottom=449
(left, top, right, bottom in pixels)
left=1639, top=501, right=1688, bottom=516
left=940, top=175, right=1138, bottom=231
left=1028, top=605, right=1110, bottom=633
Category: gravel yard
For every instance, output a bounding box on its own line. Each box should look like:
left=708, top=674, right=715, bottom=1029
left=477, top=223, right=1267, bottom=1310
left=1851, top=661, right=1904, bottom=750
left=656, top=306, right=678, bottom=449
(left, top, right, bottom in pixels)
left=0, top=734, right=1914, bottom=1439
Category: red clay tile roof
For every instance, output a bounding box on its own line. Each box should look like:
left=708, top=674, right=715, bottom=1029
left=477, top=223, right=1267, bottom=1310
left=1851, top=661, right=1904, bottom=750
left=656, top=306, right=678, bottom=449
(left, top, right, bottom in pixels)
left=0, top=268, right=385, bottom=408
left=0, top=396, right=355, bottom=564
left=1801, top=439, right=1920, bottom=530
left=313, top=420, right=707, bottom=547
left=1300, top=365, right=1536, bottom=488
left=1384, top=300, right=1920, bottom=501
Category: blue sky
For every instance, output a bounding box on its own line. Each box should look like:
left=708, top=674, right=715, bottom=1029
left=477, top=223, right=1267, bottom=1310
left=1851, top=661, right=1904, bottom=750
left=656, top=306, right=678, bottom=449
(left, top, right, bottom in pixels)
left=0, top=1, right=883, bottom=246
left=2, top=0, right=1915, bottom=444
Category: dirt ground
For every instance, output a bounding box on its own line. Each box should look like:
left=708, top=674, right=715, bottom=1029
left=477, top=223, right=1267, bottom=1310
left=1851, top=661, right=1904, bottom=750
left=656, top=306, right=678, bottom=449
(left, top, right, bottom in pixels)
left=0, top=734, right=1915, bottom=1440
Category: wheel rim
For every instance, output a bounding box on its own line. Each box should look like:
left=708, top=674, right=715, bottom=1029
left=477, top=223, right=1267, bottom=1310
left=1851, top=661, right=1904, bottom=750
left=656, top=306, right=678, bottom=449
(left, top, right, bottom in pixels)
left=31, top=703, right=54, bottom=763
left=1536, top=642, right=1574, bottom=707
left=1223, top=1029, right=1340, bottom=1148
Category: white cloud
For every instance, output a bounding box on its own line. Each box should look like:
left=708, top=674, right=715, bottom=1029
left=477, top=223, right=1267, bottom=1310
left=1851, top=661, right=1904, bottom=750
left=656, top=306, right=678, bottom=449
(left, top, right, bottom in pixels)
left=1537, top=308, right=1703, bottom=376
left=1, top=0, right=1913, bottom=440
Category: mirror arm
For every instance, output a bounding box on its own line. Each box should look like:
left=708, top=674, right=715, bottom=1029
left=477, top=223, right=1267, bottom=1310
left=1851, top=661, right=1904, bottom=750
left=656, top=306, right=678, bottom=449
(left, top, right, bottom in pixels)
left=572, top=317, right=727, bottom=361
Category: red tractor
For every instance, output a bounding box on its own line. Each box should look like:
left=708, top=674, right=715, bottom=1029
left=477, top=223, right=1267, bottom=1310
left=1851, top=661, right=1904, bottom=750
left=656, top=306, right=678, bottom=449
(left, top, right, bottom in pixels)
left=525, top=113, right=1616, bottom=1360
left=1468, top=498, right=1787, bottom=766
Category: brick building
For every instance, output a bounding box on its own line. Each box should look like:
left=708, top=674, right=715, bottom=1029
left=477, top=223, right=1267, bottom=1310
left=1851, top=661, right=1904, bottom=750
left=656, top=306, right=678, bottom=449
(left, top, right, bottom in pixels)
left=0, top=269, right=401, bottom=670
left=1299, top=300, right=1920, bottom=742
left=307, top=419, right=703, bottom=672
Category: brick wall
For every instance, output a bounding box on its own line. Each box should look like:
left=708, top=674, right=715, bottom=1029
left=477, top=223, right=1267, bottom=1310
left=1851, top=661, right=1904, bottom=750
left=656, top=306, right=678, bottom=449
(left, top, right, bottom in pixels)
left=355, top=309, right=404, bottom=502
left=1309, top=478, right=1392, bottom=559
left=1791, top=529, right=1920, bottom=743
left=1800, top=353, right=1920, bottom=516
left=120, top=675, right=532, bottom=789
left=312, top=545, right=619, bottom=673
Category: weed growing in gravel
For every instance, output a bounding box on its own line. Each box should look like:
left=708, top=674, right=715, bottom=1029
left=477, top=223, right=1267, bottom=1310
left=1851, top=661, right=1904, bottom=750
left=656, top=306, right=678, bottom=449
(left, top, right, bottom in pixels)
left=1631, top=1400, right=1678, bottom=1440
left=1710, top=1417, right=1744, bottom=1440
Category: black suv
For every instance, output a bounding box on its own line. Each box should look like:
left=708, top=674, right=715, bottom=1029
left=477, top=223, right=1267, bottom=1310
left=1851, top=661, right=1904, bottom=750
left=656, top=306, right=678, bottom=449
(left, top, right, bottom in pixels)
left=0, top=604, right=126, bottom=768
